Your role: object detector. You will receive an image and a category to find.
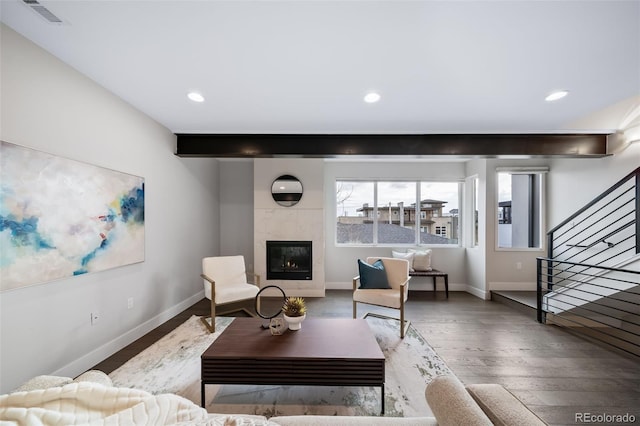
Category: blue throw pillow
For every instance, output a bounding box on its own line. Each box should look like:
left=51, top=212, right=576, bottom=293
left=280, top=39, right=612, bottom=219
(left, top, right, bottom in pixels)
left=358, top=259, right=391, bottom=289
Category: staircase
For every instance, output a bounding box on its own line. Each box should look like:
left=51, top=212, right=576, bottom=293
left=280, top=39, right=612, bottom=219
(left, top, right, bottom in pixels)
left=537, top=167, right=640, bottom=356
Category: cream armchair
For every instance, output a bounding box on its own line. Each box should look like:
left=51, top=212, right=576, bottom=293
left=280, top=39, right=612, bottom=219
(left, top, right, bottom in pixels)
left=353, top=257, right=411, bottom=338
left=201, top=255, right=260, bottom=332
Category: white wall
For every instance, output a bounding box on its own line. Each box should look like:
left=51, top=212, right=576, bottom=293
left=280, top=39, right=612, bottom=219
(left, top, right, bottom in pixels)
left=548, top=143, right=640, bottom=230
left=464, top=159, right=487, bottom=299
left=219, top=160, right=255, bottom=271
left=484, top=159, right=551, bottom=294
left=0, top=25, right=219, bottom=392
left=254, top=159, right=325, bottom=297
left=323, top=160, right=467, bottom=291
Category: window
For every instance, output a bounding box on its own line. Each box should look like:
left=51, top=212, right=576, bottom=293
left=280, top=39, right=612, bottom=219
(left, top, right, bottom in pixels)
left=336, top=181, right=374, bottom=244
left=336, top=180, right=461, bottom=245
left=377, top=182, right=416, bottom=244
left=497, top=169, right=546, bottom=249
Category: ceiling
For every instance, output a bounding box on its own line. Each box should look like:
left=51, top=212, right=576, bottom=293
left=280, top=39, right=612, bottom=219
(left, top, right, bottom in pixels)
left=1, top=0, right=639, bottom=135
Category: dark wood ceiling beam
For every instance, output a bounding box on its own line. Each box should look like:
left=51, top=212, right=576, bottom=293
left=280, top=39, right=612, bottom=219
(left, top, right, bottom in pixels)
left=175, top=133, right=609, bottom=158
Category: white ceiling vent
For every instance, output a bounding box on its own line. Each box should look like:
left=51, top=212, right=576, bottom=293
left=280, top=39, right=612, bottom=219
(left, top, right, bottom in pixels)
left=22, top=0, right=65, bottom=24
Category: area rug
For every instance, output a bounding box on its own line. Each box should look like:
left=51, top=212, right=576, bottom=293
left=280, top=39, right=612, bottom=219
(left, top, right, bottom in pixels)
left=109, top=315, right=452, bottom=418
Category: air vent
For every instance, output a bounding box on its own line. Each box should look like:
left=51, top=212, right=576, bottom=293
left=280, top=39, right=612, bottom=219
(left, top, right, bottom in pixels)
left=22, top=0, right=64, bottom=24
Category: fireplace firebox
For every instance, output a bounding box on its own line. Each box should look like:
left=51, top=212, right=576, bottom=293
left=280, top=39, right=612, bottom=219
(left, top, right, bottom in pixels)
left=266, top=240, right=312, bottom=280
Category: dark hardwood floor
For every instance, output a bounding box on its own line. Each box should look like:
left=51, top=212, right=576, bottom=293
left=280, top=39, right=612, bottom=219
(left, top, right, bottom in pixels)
left=92, top=290, right=640, bottom=426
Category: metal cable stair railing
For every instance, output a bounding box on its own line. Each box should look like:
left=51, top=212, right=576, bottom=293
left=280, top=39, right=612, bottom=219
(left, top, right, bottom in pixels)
left=537, top=167, right=640, bottom=356
left=537, top=258, right=640, bottom=355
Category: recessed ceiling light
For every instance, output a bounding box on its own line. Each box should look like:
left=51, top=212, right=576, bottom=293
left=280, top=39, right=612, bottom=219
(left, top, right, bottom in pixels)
left=187, top=92, right=205, bottom=103
left=545, top=90, right=569, bottom=102
left=364, top=92, right=381, bottom=103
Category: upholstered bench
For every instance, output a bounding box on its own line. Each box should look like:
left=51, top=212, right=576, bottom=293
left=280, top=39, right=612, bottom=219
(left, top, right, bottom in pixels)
left=409, top=269, right=449, bottom=298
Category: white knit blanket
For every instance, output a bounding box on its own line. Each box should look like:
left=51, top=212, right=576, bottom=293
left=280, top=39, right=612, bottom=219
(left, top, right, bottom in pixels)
left=0, top=382, right=213, bottom=426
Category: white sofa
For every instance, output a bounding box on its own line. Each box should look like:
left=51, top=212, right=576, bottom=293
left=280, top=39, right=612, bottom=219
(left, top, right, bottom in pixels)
left=1, top=371, right=546, bottom=425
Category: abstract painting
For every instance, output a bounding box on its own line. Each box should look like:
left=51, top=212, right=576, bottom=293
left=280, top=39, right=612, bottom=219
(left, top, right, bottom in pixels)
left=0, top=141, right=145, bottom=291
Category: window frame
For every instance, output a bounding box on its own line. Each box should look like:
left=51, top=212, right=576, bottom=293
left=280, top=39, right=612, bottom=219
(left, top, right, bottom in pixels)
left=471, top=176, right=479, bottom=247
left=335, top=179, right=463, bottom=248
left=494, top=168, right=547, bottom=252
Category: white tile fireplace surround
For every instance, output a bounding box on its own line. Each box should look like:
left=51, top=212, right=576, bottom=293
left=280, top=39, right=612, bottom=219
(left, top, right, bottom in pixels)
left=254, top=159, right=325, bottom=297
left=254, top=209, right=325, bottom=297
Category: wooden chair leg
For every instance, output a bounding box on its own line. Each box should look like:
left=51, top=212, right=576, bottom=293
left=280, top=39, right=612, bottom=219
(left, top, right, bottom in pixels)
left=352, top=277, right=358, bottom=319
left=400, top=294, right=405, bottom=338
left=211, top=280, right=218, bottom=332
left=399, top=284, right=410, bottom=339
left=200, top=281, right=216, bottom=333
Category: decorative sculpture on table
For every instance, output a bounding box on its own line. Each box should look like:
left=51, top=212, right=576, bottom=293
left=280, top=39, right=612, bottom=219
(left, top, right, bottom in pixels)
left=254, top=285, right=287, bottom=334
left=269, top=317, right=286, bottom=335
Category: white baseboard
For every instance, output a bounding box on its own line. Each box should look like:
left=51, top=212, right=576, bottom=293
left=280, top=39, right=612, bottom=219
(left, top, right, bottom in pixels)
left=465, top=285, right=490, bottom=300
left=325, top=281, right=353, bottom=290
left=489, top=281, right=537, bottom=291
left=326, top=281, right=469, bottom=293
left=52, top=290, right=205, bottom=378
left=408, top=282, right=468, bottom=292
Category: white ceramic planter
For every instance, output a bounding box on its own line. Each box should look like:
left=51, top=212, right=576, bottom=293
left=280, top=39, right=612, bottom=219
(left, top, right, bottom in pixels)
left=283, top=313, right=306, bottom=330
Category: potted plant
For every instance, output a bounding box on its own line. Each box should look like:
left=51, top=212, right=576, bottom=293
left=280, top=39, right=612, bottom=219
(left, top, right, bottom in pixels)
left=282, top=296, right=307, bottom=330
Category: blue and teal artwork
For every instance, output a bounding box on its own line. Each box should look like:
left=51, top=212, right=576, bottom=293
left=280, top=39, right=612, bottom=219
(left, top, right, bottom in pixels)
left=0, top=141, right=145, bottom=291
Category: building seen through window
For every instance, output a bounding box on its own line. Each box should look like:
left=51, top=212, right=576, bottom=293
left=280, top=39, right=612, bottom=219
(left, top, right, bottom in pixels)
left=497, top=171, right=544, bottom=249
left=336, top=180, right=460, bottom=245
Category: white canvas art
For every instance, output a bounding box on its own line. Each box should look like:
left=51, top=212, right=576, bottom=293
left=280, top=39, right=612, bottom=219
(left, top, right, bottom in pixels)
left=0, top=141, right=145, bottom=291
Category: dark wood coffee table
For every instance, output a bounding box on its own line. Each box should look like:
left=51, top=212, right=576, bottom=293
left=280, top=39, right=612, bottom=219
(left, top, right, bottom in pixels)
left=201, top=317, right=386, bottom=413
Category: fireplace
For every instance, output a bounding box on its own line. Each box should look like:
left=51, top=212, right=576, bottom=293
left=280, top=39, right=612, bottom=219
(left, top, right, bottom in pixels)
left=266, top=240, right=312, bottom=280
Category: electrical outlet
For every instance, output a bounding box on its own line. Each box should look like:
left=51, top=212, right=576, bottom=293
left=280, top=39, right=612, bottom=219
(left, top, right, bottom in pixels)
left=91, top=311, right=100, bottom=325
left=516, top=262, right=522, bottom=270
left=127, top=297, right=134, bottom=309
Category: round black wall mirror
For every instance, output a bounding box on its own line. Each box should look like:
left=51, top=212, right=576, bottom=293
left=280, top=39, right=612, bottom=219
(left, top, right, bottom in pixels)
left=271, top=175, right=303, bottom=207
